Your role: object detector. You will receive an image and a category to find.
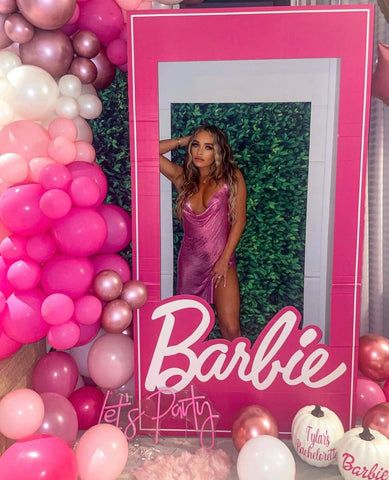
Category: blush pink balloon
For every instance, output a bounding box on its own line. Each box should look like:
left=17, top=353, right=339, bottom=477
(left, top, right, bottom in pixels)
left=0, top=184, right=51, bottom=236
left=37, top=392, right=78, bottom=446
left=359, top=334, right=389, bottom=382
left=78, top=0, right=123, bottom=45
left=0, top=120, right=49, bottom=161
left=41, top=254, right=94, bottom=299
left=0, top=235, right=27, bottom=260
left=48, top=136, right=77, bottom=164
left=74, top=295, right=102, bottom=325
left=97, top=204, right=131, bottom=254
left=48, top=117, right=77, bottom=141
left=41, top=293, right=74, bottom=325
left=69, top=176, right=100, bottom=207
left=32, top=351, right=78, bottom=397
left=39, top=163, right=72, bottom=190
left=0, top=388, right=44, bottom=440
left=106, top=38, right=127, bottom=65
left=74, top=320, right=101, bottom=347
left=7, top=259, right=41, bottom=290
left=0, top=434, right=78, bottom=480
left=3, top=289, right=48, bottom=343
left=52, top=208, right=107, bottom=257
left=69, top=328, right=105, bottom=376
left=120, top=280, right=147, bottom=309
left=26, top=232, right=57, bottom=262
left=67, top=161, right=107, bottom=204
left=356, top=378, right=386, bottom=419
left=48, top=320, right=81, bottom=350
left=0, top=329, right=22, bottom=360
left=92, top=253, right=131, bottom=282
left=69, top=386, right=105, bottom=430
left=76, top=424, right=128, bottom=480
left=75, top=141, right=96, bottom=162
left=16, top=0, right=77, bottom=30
left=74, top=116, right=93, bottom=143
left=29, top=157, right=55, bottom=183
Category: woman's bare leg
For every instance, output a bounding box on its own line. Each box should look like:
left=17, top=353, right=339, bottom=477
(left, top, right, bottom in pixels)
left=213, top=267, right=241, bottom=340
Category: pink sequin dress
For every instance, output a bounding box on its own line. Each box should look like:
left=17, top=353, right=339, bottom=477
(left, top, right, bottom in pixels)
left=177, top=184, right=235, bottom=304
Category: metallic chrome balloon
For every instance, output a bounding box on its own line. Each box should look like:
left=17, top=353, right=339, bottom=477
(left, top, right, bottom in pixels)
left=0, top=14, right=13, bottom=49
left=90, top=49, right=115, bottom=90
left=72, top=30, right=100, bottom=59
left=359, top=334, right=389, bottom=382
left=120, top=280, right=147, bottom=309
left=101, top=299, right=132, bottom=334
left=4, top=13, right=34, bottom=44
left=363, top=402, right=389, bottom=440
left=0, top=0, right=17, bottom=15
left=93, top=270, right=123, bottom=302
left=69, top=57, right=97, bottom=84
left=16, top=0, right=76, bottom=30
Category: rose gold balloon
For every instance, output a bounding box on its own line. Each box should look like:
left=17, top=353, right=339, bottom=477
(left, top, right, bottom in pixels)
left=120, top=280, right=147, bottom=309
left=232, top=405, right=278, bottom=451
left=16, top=0, right=76, bottom=30
left=363, top=402, right=389, bottom=440
left=101, top=299, right=132, bottom=333
left=0, top=14, right=13, bottom=49
left=359, top=334, right=389, bottom=382
left=72, top=30, right=100, bottom=59
left=69, top=57, right=97, bottom=84
left=4, top=13, right=34, bottom=44
left=0, top=0, right=17, bottom=15
left=93, top=270, right=123, bottom=302
left=20, top=28, right=73, bottom=78
left=90, top=49, right=115, bottom=90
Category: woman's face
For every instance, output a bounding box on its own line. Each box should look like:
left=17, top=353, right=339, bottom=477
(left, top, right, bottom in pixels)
left=190, top=130, right=216, bottom=171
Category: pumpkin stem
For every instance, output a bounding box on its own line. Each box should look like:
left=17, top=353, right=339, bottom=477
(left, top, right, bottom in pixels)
left=359, top=427, right=375, bottom=441
left=311, top=405, right=324, bottom=418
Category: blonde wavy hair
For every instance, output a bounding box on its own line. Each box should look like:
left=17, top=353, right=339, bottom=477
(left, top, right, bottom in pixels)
left=176, top=125, right=238, bottom=223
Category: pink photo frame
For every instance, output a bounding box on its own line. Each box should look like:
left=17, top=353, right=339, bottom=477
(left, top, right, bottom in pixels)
left=127, top=5, right=374, bottom=437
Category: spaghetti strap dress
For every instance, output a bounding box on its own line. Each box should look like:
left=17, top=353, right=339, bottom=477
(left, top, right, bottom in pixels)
left=177, top=183, right=235, bottom=304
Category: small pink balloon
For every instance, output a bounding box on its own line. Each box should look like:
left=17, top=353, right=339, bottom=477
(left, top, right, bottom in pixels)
left=41, top=293, right=74, bottom=325
left=0, top=388, right=44, bottom=440
left=48, top=117, right=77, bottom=141
left=106, top=38, right=127, bottom=65
left=72, top=30, right=101, bottom=58
left=69, top=386, right=105, bottom=430
left=74, top=320, right=101, bottom=347
left=69, top=56, right=98, bottom=84
left=90, top=49, right=116, bottom=90
left=77, top=0, right=123, bottom=45
left=4, top=13, right=34, bottom=44
left=356, top=378, right=387, bottom=419
left=48, top=320, right=81, bottom=350
left=48, top=136, right=77, bottom=164
left=75, top=140, right=96, bottom=162
left=7, top=259, right=41, bottom=290
left=101, top=299, right=132, bottom=333
left=0, top=120, right=49, bottom=161
left=384, top=379, right=389, bottom=401
left=32, top=351, right=78, bottom=397
left=97, top=204, right=131, bottom=254
left=74, top=295, right=102, bottom=325
left=0, top=329, right=22, bottom=360
left=26, top=232, right=57, bottom=262
left=74, top=116, right=93, bottom=143
left=93, top=269, right=123, bottom=302
left=40, top=189, right=72, bottom=218
left=69, top=176, right=100, bottom=207
left=67, top=161, right=107, bottom=204
left=69, top=328, right=105, bottom=376
left=39, top=163, right=72, bottom=191
left=120, top=280, right=147, bottom=309
left=92, top=253, right=131, bottom=282
left=118, top=61, right=128, bottom=72
left=29, top=157, right=55, bottom=183
left=0, top=235, right=27, bottom=261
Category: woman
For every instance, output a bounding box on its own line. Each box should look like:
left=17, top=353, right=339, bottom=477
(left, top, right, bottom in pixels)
left=160, top=125, right=246, bottom=340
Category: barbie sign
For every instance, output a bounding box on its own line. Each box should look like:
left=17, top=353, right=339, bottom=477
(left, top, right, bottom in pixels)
left=127, top=6, right=373, bottom=435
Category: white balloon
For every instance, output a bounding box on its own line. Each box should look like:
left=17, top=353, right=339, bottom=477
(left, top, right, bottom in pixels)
left=73, top=116, right=93, bottom=143
left=58, top=74, right=82, bottom=99
left=55, top=96, right=80, bottom=119
left=0, top=100, right=14, bottom=126
left=7, top=65, right=59, bottom=121
left=0, top=51, right=21, bottom=77
left=0, top=77, right=12, bottom=102
left=77, top=93, right=102, bottom=120
left=80, top=83, right=97, bottom=96
left=237, top=436, right=296, bottom=480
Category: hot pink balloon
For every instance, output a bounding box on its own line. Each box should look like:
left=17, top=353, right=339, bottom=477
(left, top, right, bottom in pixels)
left=48, top=117, right=77, bottom=141
left=48, top=136, right=77, bottom=164
left=356, top=377, right=386, bottom=419
left=74, top=320, right=101, bottom=347
left=97, top=204, right=131, bottom=254
left=0, top=184, right=51, bottom=236
left=67, top=161, right=107, bottom=204
left=7, top=259, right=41, bottom=290
left=0, top=235, right=27, bottom=261
left=69, top=176, right=100, bottom=207
left=41, top=254, right=94, bottom=298
left=0, top=120, right=49, bottom=161
left=384, top=379, right=389, bottom=401
left=29, top=156, right=55, bottom=183
left=52, top=207, right=107, bottom=257
left=120, top=280, right=147, bottom=309
left=0, top=388, right=44, bottom=440
left=26, top=232, right=57, bottom=262
left=69, top=386, right=105, bottom=430
left=0, top=329, right=22, bottom=360
left=106, top=38, right=127, bottom=65
left=88, top=333, right=134, bottom=389
left=39, top=189, right=72, bottom=218
left=0, top=434, right=78, bottom=480
left=32, top=351, right=78, bottom=397
left=92, top=253, right=131, bottom=282
left=37, top=392, right=78, bottom=446
left=78, top=0, right=123, bottom=45
left=39, top=163, right=72, bottom=190
left=16, top=0, right=77, bottom=30
left=74, top=141, right=96, bottom=162
left=41, top=293, right=74, bottom=325
left=3, top=289, right=48, bottom=343
left=48, top=320, right=80, bottom=350
left=74, top=295, right=102, bottom=325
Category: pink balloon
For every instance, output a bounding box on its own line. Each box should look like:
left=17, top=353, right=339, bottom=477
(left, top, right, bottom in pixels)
left=0, top=235, right=27, bottom=261
left=4, top=12, right=34, bottom=44
left=37, top=392, right=78, bottom=446
left=356, top=378, right=386, bottom=419
left=32, top=351, right=79, bottom=397
left=29, top=157, right=55, bottom=183
left=78, top=0, right=123, bottom=45
left=0, top=329, right=22, bottom=360
left=39, top=163, right=72, bottom=191
left=67, top=161, right=107, bottom=204
left=48, top=117, right=77, bottom=141
left=26, top=232, right=57, bottom=262
left=384, top=379, right=389, bottom=401
left=41, top=254, right=94, bottom=298
left=41, top=293, right=74, bottom=325
left=88, top=333, right=134, bottom=389
left=90, top=48, right=116, bottom=90
left=0, top=120, right=49, bottom=161
left=0, top=388, right=44, bottom=440
left=97, top=204, right=131, bottom=253
left=48, top=320, right=81, bottom=350
left=3, top=289, right=48, bottom=343
left=67, top=2, right=79, bottom=24
left=74, top=295, right=102, bottom=325
left=0, top=435, right=78, bottom=480
left=74, top=116, right=93, bottom=143
left=40, top=189, right=72, bottom=218
left=120, top=280, right=147, bottom=309
left=0, top=0, right=17, bottom=15
left=69, top=176, right=100, bottom=207
left=48, top=136, right=77, bottom=164
left=92, top=253, right=131, bottom=282
left=69, top=386, right=105, bottom=430
left=76, top=424, right=128, bottom=480
left=74, top=320, right=101, bottom=347
left=17, top=0, right=77, bottom=30
left=106, top=38, right=127, bottom=65
left=69, top=328, right=105, bottom=376
left=7, top=259, right=41, bottom=290
left=0, top=184, right=51, bottom=236
left=75, top=140, right=96, bottom=162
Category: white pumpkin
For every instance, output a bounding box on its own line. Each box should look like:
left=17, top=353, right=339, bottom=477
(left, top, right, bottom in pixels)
left=337, top=427, right=389, bottom=480
left=291, top=405, right=344, bottom=467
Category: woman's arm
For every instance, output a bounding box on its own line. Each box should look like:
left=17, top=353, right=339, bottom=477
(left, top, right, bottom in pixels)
left=213, top=169, right=247, bottom=287
left=160, top=136, right=191, bottom=190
